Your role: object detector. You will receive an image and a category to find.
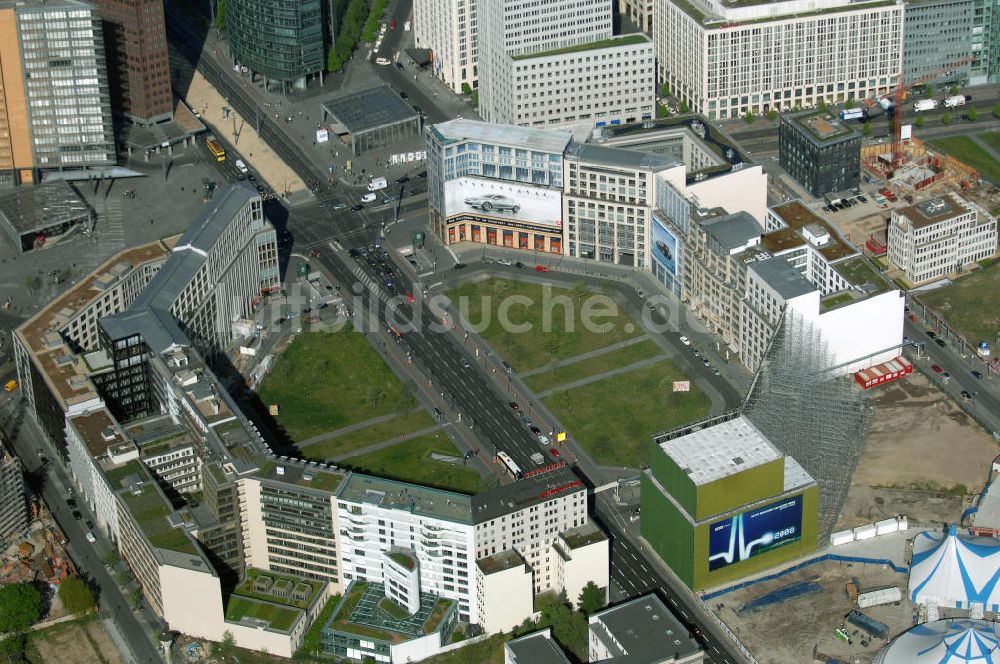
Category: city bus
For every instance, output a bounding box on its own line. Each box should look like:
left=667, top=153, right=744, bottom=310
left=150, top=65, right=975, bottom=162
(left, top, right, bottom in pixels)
left=497, top=451, right=523, bottom=479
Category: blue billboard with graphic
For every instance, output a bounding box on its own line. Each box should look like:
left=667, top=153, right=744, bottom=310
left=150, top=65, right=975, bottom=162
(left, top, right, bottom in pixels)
left=651, top=216, right=679, bottom=277
left=708, top=496, right=803, bottom=571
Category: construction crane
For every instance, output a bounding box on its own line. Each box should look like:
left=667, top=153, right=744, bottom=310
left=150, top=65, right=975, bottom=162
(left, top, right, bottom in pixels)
left=865, top=57, right=974, bottom=173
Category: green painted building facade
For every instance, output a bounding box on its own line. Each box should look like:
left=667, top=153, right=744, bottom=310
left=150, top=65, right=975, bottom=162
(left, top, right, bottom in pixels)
left=640, top=414, right=819, bottom=590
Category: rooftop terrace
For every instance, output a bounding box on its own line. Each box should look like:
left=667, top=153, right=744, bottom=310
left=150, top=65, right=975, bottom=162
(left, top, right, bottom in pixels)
left=324, top=581, right=454, bottom=644
left=257, top=459, right=345, bottom=494
left=765, top=201, right=858, bottom=262
left=118, top=482, right=198, bottom=555
left=69, top=408, right=123, bottom=458
left=560, top=523, right=608, bottom=550
left=896, top=194, right=968, bottom=229
left=832, top=256, right=893, bottom=296
left=338, top=473, right=473, bottom=524
left=225, top=596, right=302, bottom=633
left=477, top=548, right=527, bottom=576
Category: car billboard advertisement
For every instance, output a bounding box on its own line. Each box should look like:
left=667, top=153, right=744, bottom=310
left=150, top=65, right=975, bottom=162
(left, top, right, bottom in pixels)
left=708, top=496, right=803, bottom=572
left=651, top=216, right=679, bottom=277
left=443, top=177, right=562, bottom=228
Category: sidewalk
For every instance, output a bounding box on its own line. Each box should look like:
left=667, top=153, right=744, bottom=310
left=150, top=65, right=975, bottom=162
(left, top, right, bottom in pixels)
left=518, top=336, right=652, bottom=378
left=533, top=356, right=667, bottom=398
left=297, top=409, right=417, bottom=447
left=328, top=424, right=442, bottom=461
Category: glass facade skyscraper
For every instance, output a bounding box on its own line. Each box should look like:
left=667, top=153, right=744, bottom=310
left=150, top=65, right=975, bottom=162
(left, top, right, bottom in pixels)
left=228, top=0, right=324, bottom=90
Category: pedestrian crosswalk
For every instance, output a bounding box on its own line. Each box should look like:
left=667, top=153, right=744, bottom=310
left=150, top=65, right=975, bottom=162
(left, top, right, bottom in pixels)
left=78, top=198, right=125, bottom=274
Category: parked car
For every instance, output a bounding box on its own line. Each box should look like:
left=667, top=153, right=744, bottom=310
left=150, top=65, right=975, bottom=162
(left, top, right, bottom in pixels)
left=549, top=447, right=560, bottom=457
left=529, top=426, right=541, bottom=435
left=961, top=390, right=973, bottom=402
left=361, top=193, right=377, bottom=203
left=375, top=57, right=391, bottom=66
left=926, top=330, right=937, bottom=339
left=72, top=510, right=83, bottom=521
left=935, top=338, right=946, bottom=347
left=453, top=262, right=467, bottom=270
left=679, top=335, right=691, bottom=346
left=85, top=532, right=96, bottom=544
left=351, top=204, right=364, bottom=212
left=395, top=175, right=410, bottom=184
left=537, top=434, right=550, bottom=445
left=509, top=402, right=519, bottom=411
left=535, top=265, right=550, bottom=273
left=497, top=258, right=513, bottom=266
left=972, top=370, right=984, bottom=380
left=931, top=364, right=943, bottom=373
left=395, top=62, right=404, bottom=70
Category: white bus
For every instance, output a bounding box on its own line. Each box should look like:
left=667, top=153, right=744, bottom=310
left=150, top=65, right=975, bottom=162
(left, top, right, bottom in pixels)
left=497, top=451, right=522, bottom=479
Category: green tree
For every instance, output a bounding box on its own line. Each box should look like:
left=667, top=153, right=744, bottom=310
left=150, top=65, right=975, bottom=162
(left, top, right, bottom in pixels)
left=657, top=104, right=669, bottom=118
left=678, top=100, right=689, bottom=113
left=660, top=83, right=670, bottom=97
left=845, top=97, right=856, bottom=109
left=366, top=386, right=385, bottom=409
left=213, top=0, right=226, bottom=29
left=915, top=115, right=925, bottom=128
left=578, top=581, right=605, bottom=615
left=58, top=577, right=94, bottom=616
left=743, top=111, right=755, bottom=124
left=0, top=585, right=39, bottom=634
left=818, top=99, right=827, bottom=111
left=461, top=83, right=473, bottom=97
left=993, top=104, right=1000, bottom=119
left=767, top=109, right=778, bottom=121
left=543, top=334, right=565, bottom=359
left=951, top=84, right=961, bottom=96
left=569, top=281, right=590, bottom=305
left=863, top=121, right=872, bottom=137
left=968, top=106, right=978, bottom=122
left=210, top=631, right=236, bottom=659
left=0, top=634, right=26, bottom=662
left=471, top=91, right=479, bottom=106
left=942, top=111, right=952, bottom=125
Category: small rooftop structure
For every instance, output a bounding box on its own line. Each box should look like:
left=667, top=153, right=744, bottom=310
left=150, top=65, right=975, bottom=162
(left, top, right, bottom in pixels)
left=476, top=548, right=526, bottom=576
left=749, top=257, right=815, bottom=300
left=338, top=473, right=473, bottom=524
left=122, top=100, right=206, bottom=154
left=789, top=109, right=858, bottom=145
left=700, top=211, right=762, bottom=254
left=589, top=594, right=704, bottom=664
left=505, top=628, right=572, bottom=664
left=0, top=181, right=92, bottom=253
left=764, top=201, right=858, bottom=262
left=564, top=141, right=680, bottom=172
left=320, top=85, right=421, bottom=155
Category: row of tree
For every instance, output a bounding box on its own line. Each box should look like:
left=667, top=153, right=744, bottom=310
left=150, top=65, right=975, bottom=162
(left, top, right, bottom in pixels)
left=0, top=578, right=94, bottom=660
left=327, top=0, right=389, bottom=73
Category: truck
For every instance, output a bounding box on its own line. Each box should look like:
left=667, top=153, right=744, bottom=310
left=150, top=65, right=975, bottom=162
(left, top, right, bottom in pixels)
left=530, top=452, right=545, bottom=465
left=913, top=99, right=939, bottom=112
left=839, top=108, right=867, bottom=121
left=856, top=586, right=902, bottom=609
left=943, top=94, right=968, bottom=108
left=206, top=135, right=226, bottom=162
left=367, top=176, right=388, bottom=191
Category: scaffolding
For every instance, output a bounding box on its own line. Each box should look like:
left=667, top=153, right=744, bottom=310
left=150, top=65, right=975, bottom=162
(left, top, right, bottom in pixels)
left=744, top=311, right=874, bottom=540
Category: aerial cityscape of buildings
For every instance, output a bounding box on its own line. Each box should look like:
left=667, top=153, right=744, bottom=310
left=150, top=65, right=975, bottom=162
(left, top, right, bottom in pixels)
left=1, top=0, right=1000, bottom=663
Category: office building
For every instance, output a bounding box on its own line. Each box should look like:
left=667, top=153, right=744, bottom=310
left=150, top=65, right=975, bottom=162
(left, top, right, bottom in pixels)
left=779, top=110, right=861, bottom=198
left=0, top=441, right=28, bottom=546
left=654, top=0, right=903, bottom=118
left=619, top=0, right=654, bottom=33
left=227, top=0, right=324, bottom=91
left=562, top=142, right=677, bottom=268
left=887, top=193, right=998, bottom=285
left=589, top=594, right=705, bottom=663
left=0, top=0, right=115, bottom=184
left=93, top=0, right=172, bottom=125
left=477, top=0, right=655, bottom=127
left=970, top=0, right=1000, bottom=85
left=641, top=413, right=819, bottom=590
left=903, top=0, right=975, bottom=84
left=413, top=0, right=478, bottom=94
left=505, top=628, right=571, bottom=664
left=426, top=119, right=571, bottom=252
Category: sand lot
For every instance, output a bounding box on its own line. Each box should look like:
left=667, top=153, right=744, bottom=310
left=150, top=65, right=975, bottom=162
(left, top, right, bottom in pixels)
left=837, top=373, right=996, bottom=531
left=31, top=620, right=123, bottom=664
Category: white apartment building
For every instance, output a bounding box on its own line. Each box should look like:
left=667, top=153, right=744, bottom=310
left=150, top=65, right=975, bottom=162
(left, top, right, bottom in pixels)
left=477, top=0, right=655, bottom=127
left=563, top=142, right=679, bottom=267
left=654, top=0, right=904, bottom=119
left=887, top=193, right=998, bottom=285
left=413, top=0, right=477, bottom=93
left=620, top=0, right=654, bottom=33
left=336, top=474, right=479, bottom=622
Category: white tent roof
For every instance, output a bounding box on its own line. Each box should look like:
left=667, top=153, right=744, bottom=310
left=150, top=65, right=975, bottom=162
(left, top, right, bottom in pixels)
left=909, top=526, right=1000, bottom=610
left=875, top=619, right=1000, bottom=664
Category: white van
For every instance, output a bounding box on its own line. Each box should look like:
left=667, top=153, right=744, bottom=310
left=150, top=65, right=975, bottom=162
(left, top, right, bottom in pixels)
left=235, top=159, right=248, bottom=174
left=375, top=57, right=391, bottom=66
left=367, top=177, right=388, bottom=191
left=361, top=193, right=377, bottom=203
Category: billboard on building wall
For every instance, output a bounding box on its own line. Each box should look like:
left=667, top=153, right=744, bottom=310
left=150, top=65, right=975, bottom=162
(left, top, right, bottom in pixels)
left=443, top=177, right=562, bottom=228
left=651, top=215, right=680, bottom=277
left=708, top=495, right=803, bottom=572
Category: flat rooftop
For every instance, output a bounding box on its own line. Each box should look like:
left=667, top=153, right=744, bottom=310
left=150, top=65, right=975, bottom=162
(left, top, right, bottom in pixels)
left=321, top=85, right=419, bottom=134
left=326, top=581, right=454, bottom=644
left=749, top=256, right=815, bottom=300
left=560, top=522, right=607, bottom=550
left=701, top=211, right=762, bottom=252
left=68, top=408, right=123, bottom=458
left=590, top=594, right=702, bottom=663
left=896, top=194, right=969, bottom=229
left=656, top=414, right=782, bottom=486
left=506, top=630, right=571, bottom=664
left=0, top=180, right=89, bottom=235
left=832, top=256, right=893, bottom=296
left=117, top=480, right=200, bottom=556
left=477, top=548, right=526, bottom=576
left=764, top=201, right=858, bottom=262
left=430, top=118, right=572, bottom=155
left=513, top=33, right=651, bottom=61
left=338, top=473, right=473, bottom=524
left=257, top=458, right=345, bottom=494
left=786, top=109, right=859, bottom=146
left=564, top=141, right=680, bottom=172
left=472, top=464, right=584, bottom=524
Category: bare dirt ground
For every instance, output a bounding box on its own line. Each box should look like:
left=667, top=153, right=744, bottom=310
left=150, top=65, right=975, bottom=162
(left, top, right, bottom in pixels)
left=32, top=620, right=124, bottom=664
left=715, top=560, right=911, bottom=664
left=836, top=373, right=997, bottom=532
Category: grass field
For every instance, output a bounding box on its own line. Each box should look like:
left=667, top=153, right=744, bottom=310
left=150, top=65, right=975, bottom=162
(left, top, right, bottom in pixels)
left=544, top=361, right=712, bottom=469
left=523, top=338, right=662, bottom=393
left=301, top=409, right=436, bottom=460
left=342, top=431, right=488, bottom=494
left=929, top=134, right=1000, bottom=185
left=258, top=330, right=416, bottom=442
left=977, top=130, right=1000, bottom=155
left=447, top=279, right=642, bottom=371
left=919, top=261, right=1000, bottom=344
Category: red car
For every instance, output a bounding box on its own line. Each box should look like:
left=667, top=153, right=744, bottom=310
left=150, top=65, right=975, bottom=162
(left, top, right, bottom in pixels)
left=931, top=364, right=943, bottom=373
left=549, top=447, right=560, bottom=457
left=535, top=265, right=550, bottom=273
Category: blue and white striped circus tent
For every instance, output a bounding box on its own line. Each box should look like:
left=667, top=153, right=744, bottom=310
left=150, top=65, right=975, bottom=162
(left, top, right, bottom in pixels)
left=874, top=619, right=1000, bottom=664
left=909, top=525, right=1000, bottom=610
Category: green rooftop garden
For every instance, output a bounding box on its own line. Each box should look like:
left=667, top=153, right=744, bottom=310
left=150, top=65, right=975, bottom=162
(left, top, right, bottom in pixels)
left=234, top=568, right=320, bottom=610
left=423, top=600, right=451, bottom=634
left=326, top=582, right=455, bottom=644
left=225, top=596, right=301, bottom=632
left=120, top=484, right=197, bottom=555
left=821, top=292, right=857, bottom=310
left=256, top=462, right=344, bottom=493
left=378, top=597, right=411, bottom=620
left=389, top=552, right=415, bottom=570
left=512, top=34, right=649, bottom=60
left=104, top=460, right=145, bottom=487
left=560, top=528, right=607, bottom=550
left=833, top=257, right=892, bottom=295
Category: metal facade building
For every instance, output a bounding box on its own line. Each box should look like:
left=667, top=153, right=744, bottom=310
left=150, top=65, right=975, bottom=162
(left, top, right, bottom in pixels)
left=228, top=0, right=323, bottom=90
left=904, top=0, right=975, bottom=84
left=778, top=110, right=861, bottom=198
